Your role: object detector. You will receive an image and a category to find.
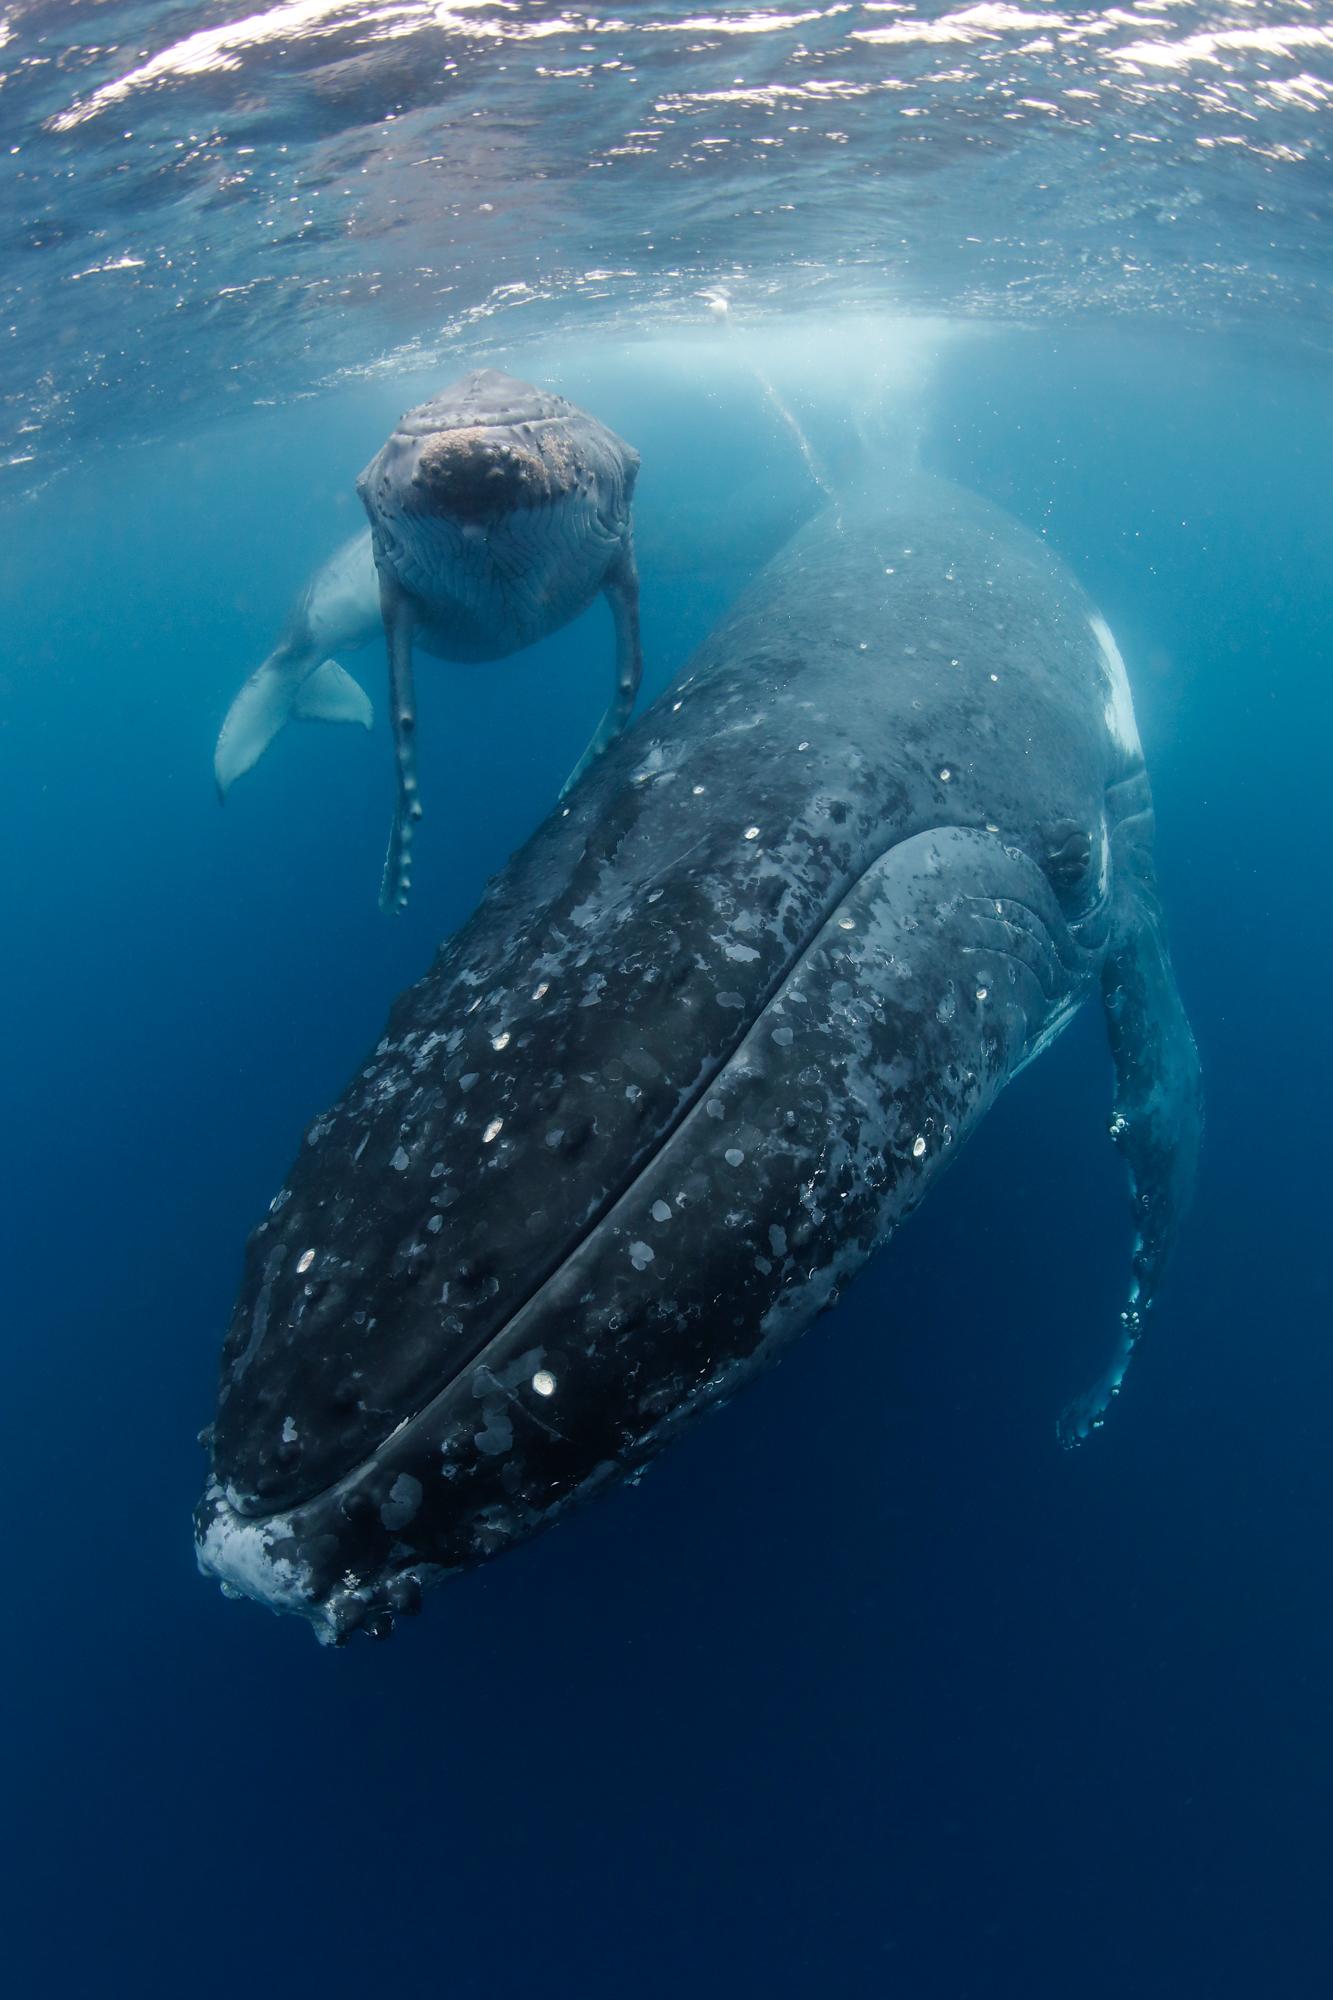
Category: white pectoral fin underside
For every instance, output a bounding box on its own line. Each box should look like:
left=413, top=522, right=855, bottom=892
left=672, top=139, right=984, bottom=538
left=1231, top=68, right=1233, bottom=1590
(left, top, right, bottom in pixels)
left=214, top=654, right=373, bottom=798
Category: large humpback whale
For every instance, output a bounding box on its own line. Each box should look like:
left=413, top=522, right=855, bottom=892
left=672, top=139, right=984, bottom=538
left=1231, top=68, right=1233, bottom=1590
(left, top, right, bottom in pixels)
left=215, top=370, right=642, bottom=912
left=196, top=473, right=1202, bottom=1644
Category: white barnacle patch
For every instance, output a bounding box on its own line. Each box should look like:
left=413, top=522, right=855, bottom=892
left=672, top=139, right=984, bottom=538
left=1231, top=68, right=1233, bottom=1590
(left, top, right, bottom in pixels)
left=1090, top=612, right=1142, bottom=758
left=492, top=1031, right=510, bottom=1052
left=380, top=1473, right=423, bottom=1531
left=295, top=1248, right=315, bottom=1275
left=532, top=982, right=549, bottom=1001
left=976, top=986, right=989, bottom=1002
left=629, top=1240, right=655, bottom=1270
left=838, top=917, right=856, bottom=931
left=692, top=784, right=706, bottom=796
left=939, top=767, right=952, bottom=782
left=482, top=1118, right=503, bottom=1145
left=532, top=1369, right=557, bottom=1398
left=195, top=1485, right=315, bottom=1622
left=912, top=1135, right=927, bottom=1159
left=743, top=825, right=760, bottom=841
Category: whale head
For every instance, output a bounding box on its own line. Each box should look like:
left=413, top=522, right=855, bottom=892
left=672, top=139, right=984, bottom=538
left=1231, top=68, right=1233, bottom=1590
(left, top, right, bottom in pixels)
left=356, top=369, right=639, bottom=653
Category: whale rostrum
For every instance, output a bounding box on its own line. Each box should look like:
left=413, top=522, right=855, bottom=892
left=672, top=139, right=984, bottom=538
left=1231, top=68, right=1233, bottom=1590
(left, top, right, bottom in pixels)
left=196, top=472, right=1201, bottom=1644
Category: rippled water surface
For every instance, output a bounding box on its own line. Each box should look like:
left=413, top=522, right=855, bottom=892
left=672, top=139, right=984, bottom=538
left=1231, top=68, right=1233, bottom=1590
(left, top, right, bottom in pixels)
left=3, top=1, right=1331, bottom=482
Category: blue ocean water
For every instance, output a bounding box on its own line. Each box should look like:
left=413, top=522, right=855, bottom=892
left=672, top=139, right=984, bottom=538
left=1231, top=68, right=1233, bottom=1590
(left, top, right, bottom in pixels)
left=3, top=7, right=1332, bottom=1998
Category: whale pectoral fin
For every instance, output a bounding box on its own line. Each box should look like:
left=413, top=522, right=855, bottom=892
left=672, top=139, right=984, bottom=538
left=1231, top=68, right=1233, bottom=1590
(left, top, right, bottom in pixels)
left=291, top=659, right=373, bottom=731
left=215, top=654, right=372, bottom=798
left=378, top=580, right=422, bottom=917
left=561, top=537, right=643, bottom=796
left=1059, top=863, right=1203, bottom=1447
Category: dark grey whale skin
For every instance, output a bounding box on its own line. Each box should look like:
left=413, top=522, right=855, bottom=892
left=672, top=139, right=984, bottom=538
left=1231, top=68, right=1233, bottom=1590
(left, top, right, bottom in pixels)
left=196, top=473, right=1201, bottom=1643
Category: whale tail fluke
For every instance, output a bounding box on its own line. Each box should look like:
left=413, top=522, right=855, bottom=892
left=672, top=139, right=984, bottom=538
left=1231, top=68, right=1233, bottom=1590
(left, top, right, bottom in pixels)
left=215, top=653, right=373, bottom=799
left=1059, top=821, right=1204, bottom=1447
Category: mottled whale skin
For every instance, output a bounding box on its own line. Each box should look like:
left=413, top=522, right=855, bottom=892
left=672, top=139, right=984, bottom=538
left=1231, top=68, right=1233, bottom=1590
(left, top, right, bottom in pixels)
left=357, top=369, right=642, bottom=913
left=214, top=370, right=641, bottom=914
left=196, top=473, right=1201, bottom=1645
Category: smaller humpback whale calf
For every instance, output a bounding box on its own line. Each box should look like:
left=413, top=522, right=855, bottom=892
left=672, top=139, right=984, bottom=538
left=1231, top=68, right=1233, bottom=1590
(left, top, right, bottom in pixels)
left=196, top=472, right=1202, bottom=1645
left=358, top=369, right=641, bottom=912
left=214, top=370, right=642, bottom=911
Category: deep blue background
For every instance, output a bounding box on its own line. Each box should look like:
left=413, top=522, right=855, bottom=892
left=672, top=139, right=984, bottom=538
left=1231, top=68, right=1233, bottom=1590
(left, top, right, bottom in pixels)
left=3, top=328, right=1330, bottom=1998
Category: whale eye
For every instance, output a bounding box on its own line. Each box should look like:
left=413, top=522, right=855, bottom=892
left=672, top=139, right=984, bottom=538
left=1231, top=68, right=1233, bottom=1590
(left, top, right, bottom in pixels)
left=1040, top=818, right=1103, bottom=919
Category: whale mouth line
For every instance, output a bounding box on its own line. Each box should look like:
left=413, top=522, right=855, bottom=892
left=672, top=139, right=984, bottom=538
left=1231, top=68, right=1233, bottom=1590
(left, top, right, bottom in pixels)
left=221, top=817, right=1071, bottom=1540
